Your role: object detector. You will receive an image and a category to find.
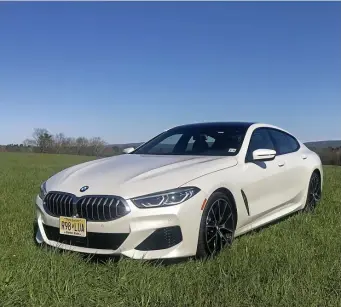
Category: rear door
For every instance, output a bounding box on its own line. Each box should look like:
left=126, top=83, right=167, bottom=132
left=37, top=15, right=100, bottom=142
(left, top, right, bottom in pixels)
left=267, top=128, right=308, bottom=203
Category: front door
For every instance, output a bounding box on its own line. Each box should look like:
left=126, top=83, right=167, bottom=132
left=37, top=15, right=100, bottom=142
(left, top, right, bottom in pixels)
left=241, top=128, right=290, bottom=217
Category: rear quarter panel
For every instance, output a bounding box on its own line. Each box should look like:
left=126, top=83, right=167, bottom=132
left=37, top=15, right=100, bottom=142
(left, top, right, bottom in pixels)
left=300, top=143, right=324, bottom=190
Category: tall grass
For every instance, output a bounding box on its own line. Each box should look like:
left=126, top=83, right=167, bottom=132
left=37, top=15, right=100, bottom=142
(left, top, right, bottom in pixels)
left=1, top=152, right=340, bottom=307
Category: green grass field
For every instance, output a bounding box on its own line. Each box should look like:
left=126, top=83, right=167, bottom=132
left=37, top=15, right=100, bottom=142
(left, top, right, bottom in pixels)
left=1, top=152, right=341, bottom=307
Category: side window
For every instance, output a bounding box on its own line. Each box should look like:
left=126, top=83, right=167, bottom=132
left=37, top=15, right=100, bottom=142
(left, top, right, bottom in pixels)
left=246, top=128, right=275, bottom=160
left=268, top=129, right=300, bottom=155
left=287, top=135, right=300, bottom=152
left=148, top=134, right=182, bottom=154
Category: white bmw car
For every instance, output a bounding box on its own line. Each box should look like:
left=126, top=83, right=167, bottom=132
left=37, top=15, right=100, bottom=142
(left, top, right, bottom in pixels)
left=35, top=122, right=323, bottom=259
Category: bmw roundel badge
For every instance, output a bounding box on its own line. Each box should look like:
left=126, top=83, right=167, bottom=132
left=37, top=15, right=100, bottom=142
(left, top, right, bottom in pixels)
left=80, top=185, right=89, bottom=192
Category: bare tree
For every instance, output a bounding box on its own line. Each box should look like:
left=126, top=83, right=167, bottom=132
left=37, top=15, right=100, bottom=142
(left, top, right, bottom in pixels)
left=32, top=128, right=53, bottom=153
left=53, top=133, right=66, bottom=153
left=23, top=139, right=36, bottom=147
left=88, top=137, right=106, bottom=156
left=76, top=137, right=89, bottom=155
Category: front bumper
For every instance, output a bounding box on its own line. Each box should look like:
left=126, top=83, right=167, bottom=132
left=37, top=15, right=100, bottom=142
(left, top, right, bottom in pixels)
left=35, top=191, right=207, bottom=259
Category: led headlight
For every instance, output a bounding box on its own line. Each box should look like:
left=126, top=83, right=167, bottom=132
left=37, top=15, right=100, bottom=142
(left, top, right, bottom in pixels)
left=39, top=182, right=47, bottom=200
left=131, top=187, right=200, bottom=208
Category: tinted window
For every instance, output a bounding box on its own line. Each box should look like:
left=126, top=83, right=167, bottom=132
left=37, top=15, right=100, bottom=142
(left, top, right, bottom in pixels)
left=133, top=124, right=249, bottom=156
left=246, top=128, right=275, bottom=160
left=186, top=135, right=215, bottom=151
left=268, top=129, right=300, bottom=155
left=147, top=134, right=182, bottom=154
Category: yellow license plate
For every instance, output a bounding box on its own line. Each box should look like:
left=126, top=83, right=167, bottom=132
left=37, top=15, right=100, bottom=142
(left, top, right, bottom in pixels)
left=59, top=216, right=87, bottom=237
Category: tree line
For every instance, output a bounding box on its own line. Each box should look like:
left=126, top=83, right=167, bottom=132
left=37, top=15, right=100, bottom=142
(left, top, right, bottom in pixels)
left=0, top=128, right=123, bottom=157
left=0, top=128, right=340, bottom=166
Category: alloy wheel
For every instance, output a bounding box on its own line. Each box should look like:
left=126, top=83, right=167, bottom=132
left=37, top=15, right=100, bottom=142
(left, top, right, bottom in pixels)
left=205, top=198, right=234, bottom=255
left=306, top=172, right=321, bottom=211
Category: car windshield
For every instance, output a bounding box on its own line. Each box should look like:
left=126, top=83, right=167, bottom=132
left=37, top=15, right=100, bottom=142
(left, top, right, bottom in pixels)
left=132, top=123, right=249, bottom=156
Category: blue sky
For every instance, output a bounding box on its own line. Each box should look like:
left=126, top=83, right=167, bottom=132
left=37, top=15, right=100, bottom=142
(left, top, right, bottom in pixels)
left=0, top=2, right=340, bottom=144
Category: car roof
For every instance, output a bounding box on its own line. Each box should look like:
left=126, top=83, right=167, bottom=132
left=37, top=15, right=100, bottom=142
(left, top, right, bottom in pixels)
left=164, top=122, right=298, bottom=140
left=168, top=121, right=256, bottom=130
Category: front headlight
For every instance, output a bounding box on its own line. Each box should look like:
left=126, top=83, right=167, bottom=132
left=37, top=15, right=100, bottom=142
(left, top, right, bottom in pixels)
left=39, top=182, right=47, bottom=200
left=131, top=187, right=200, bottom=208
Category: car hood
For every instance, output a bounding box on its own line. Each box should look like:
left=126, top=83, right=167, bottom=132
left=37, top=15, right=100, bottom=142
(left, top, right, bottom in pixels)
left=45, top=154, right=238, bottom=198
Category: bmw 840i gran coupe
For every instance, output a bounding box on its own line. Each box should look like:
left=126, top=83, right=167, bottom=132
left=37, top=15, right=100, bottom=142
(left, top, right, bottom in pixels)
left=35, top=122, right=323, bottom=259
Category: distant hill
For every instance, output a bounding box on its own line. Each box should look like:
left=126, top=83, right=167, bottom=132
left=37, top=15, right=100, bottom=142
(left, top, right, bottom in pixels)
left=304, top=140, right=341, bottom=149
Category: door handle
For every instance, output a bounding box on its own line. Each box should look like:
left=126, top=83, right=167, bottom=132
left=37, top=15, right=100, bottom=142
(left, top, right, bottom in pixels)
left=278, top=161, right=285, bottom=167
left=301, top=154, right=307, bottom=160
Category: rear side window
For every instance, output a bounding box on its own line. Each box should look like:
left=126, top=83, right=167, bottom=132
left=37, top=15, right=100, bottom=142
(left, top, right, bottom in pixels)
left=268, top=129, right=300, bottom=155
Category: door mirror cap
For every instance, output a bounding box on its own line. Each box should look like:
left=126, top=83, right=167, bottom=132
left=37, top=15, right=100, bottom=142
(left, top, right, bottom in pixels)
left=123, top=147, right=135, bottom=154
left=252, top=149, right=276, bottom=161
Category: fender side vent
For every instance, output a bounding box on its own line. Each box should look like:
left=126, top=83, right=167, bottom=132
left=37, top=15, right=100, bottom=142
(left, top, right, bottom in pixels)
left=241, top=190, right=250, bottom=216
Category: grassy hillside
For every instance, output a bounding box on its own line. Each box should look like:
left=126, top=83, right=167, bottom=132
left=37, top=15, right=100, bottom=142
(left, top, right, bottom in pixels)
left=0, top=152, right=341, bottom=307
left=305, top=140, right=341, bottom=149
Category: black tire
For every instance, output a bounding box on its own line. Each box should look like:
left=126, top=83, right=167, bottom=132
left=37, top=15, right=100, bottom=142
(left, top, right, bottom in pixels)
left=303, top=171, right=322, bottom=213
left=196, top=191, right=236, bottom=259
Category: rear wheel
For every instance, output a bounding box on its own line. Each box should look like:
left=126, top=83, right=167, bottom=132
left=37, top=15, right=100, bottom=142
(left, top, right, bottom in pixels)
left=303, top=171, right=321, bottom=212
left=196, top=192, right=236, bottom=258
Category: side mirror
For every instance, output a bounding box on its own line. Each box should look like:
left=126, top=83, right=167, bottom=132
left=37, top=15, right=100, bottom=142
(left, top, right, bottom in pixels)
left=123, top=147, right=135, bottom=154
left=252, top=149, right=276, bottom=161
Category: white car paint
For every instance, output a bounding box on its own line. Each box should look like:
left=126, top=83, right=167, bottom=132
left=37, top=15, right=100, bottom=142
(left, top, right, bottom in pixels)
left=35, top=122, right=323, bottom=259
left=44, top=154, right=238, bottom=199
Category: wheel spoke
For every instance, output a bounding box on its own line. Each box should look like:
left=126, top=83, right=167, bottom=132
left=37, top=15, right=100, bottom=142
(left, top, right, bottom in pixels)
left=219, top=226, right=234, bottom=234
left=217, top=200, right=222, bottom=222
left=207, top=232, right=217, bottom=244
left=219, top=231, right=227, bottom=244
left=312, top=177, right=318, bottom=192
left=210, top=205, right=218, bottom=223
left=220, top=212, right=232, bottom=226
left=218, top=229, right=233, bottom=248
left=206, top=229, right=218, bottom=254
left=309, top=191, right=316, bottom=206
left=214, top=231, right=221, bottom=253
left=313, top=192, right=320, bottom=202
left=218, top=201, right=228, bottom=224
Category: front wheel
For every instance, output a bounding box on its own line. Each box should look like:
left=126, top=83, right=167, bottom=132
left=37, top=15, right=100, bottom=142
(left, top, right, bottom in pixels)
left=303, top=171, right=322, bottom=213
left=196, top=192, right=236, bottom=259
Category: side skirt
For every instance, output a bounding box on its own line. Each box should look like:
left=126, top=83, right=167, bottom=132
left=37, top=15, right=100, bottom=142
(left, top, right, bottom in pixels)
left=235, top=201, right=303, bottom=237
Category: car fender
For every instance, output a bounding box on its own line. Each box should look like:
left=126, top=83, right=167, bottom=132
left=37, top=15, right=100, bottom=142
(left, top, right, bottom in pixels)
left=180, top=166, right=249, bottom=230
